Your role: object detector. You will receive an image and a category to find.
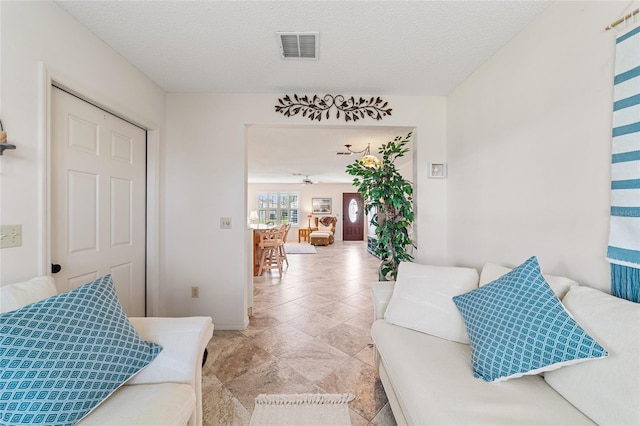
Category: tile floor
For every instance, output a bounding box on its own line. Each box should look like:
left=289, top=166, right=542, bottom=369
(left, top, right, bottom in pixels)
left=201, top=241, right=397, bottom=426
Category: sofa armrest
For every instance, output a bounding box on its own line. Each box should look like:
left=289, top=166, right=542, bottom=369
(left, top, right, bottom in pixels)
left=127, top=316, right=214, bottom=386
left=127, top=316, right=213, bottom=426
left=371, top=282, right=395, bottom=320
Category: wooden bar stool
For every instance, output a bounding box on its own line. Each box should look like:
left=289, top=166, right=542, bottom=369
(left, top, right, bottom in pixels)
left=278, top=223, right=291, bottom=267
left=257, top=228, right=283, bottom=275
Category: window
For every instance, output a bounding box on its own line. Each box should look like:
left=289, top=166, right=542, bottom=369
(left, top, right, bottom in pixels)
left=257, top=192, right=299, bottom=225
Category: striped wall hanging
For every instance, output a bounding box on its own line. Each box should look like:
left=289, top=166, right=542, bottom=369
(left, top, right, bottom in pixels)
left=607, top=22, right=640, bottom=303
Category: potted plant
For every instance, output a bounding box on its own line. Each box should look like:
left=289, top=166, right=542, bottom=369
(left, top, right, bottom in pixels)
left=346, top=132, right=414, bottom=280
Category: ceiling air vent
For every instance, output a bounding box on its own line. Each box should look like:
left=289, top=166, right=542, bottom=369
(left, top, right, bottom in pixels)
left=276, top=32, right=319, bottom=60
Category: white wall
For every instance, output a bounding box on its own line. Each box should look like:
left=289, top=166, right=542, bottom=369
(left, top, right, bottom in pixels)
left=0, top=1, right=166, bottom=285
left=248, top=183, right=359, bottom=241
left=446, top=1, right=630, bottom=291
left=165, top=94, right=446, bottom=328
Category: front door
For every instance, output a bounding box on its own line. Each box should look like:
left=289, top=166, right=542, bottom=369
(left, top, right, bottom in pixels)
left=343, top=192, right=364, bottom=241
left=51, top=87, right=147, bottom=316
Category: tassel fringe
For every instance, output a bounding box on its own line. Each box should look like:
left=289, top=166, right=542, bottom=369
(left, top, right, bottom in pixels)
left=254, top=393, right=355, bottom=406
left=611, top=263, right=640, bottom=303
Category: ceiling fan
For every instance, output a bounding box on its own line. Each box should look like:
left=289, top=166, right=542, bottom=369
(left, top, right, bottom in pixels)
left=292, top=172, right=319, bottom=185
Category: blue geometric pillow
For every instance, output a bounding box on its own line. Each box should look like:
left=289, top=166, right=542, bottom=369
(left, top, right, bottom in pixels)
left=452, top=256, right=607, bottom=382
left=0, top=275, right=162, bottom=425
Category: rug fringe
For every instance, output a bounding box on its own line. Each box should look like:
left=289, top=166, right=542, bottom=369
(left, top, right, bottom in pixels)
left=254, top=393, right=355, bottom=406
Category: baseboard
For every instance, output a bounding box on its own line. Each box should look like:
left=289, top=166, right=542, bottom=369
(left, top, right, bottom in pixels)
left=212, top=319, right=250, bottom=331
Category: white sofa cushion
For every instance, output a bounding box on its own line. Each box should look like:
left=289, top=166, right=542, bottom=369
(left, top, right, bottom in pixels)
left=372, top=319, right=595, bottom=425
left=453, top=256, right=607, bottom=382
left=544, top=286, right=640, bottom=426
left=309, top=231, right=331, bottom=237
left=479, top=263, right=578, bottom=299
left=318, top=223, right=333, bottom=232
left=0, top=275, right=57, bottom=313
left=384, top=262, right=479, bottom=344
left=77, top=383, right=195, bottom=426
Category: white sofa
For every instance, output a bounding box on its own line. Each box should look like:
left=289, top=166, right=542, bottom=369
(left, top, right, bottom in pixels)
left=371, top=262, right=640, bottom=426
left=1, top=276, right=214, bottom=426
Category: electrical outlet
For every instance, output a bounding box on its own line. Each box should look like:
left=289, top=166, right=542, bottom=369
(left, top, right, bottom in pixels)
left=220, top=217, right=232, bottom=229
left=0, top=224, right=22, bottom=249
left=191, top=286, right=200, bottom=298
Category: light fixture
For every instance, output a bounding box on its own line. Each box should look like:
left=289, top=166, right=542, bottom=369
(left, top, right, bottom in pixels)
left=307, top=212, right=313, bottom=229
left=249, top=211, right=259, bottom=227
left=344, top=143, right=381, bottom=168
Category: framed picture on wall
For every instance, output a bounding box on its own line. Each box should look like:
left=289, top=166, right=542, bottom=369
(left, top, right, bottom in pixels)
left=312, top=198, right=332, bottom=214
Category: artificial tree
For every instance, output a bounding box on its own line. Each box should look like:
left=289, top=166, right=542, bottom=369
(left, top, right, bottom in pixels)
left=346, top=132, right=414, bottom=280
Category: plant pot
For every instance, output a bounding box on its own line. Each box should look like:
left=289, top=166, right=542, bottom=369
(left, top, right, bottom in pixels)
left=378, top=263, right=388, bottom=281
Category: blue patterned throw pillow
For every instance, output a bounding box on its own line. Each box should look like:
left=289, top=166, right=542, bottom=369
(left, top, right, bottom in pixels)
left=0, top=275, right=162, bottom=425
left=452, top=256, right=607, bottom=382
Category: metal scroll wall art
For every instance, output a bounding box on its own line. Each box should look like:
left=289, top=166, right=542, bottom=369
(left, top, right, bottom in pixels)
left=275, top=94, right=392, bottom=122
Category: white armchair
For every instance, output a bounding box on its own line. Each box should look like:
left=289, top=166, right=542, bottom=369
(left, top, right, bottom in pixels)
left=79, top=316, right=213, bottom=426
left=1, top=277, right=214, bottom=426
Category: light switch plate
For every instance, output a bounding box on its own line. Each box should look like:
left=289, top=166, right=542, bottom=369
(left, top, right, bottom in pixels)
left=220, top=217, right=232, bottom=229
left=0, top=224, right=22, bottom=249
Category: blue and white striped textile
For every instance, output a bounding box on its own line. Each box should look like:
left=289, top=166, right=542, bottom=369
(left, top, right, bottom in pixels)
left=608, top=24, right=640, bottom=302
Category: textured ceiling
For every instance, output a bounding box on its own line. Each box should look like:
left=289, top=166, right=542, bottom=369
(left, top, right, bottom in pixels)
left=56, top=0, right=550, bottom=183
left=247, top=125, right=415, bottom=183
left=57, top=0, right=551, bottom=95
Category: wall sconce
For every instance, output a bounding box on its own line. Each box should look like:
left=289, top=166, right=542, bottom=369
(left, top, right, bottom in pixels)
left=0, top=119, right=16, bottom=156
left=429, top=163, right=447, bottom=178
left=344, top=143, right=381, bottom=168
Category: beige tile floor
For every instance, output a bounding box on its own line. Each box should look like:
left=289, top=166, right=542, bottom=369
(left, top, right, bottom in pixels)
left=201, top=241, right=397, bottom=426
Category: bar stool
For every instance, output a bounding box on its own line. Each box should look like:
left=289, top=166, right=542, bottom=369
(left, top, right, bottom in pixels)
left=278, top=223, right=291, bottom=267
left=257, top=228, right=283, bottom=275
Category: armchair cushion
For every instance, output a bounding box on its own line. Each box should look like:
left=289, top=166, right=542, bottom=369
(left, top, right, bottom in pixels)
left=318, top=216, right=336, bottom=227
left=127, top=317, right=212, bottom=386
left=315, top=216, right=336, bottom=233
left=76, top=383, right=195, bottom=426
left=0, top=276, right=57, bottom=313
left=0, top=275, right=162, bottom=426
left=127, top=315, right=213, bottom=426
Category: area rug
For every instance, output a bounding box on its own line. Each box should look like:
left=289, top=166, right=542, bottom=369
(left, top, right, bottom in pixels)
left=284, top=243, right=317, bottom=254
left=249, top=393, right=354, bottom=426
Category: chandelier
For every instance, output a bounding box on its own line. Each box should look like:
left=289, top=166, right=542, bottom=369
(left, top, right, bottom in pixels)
left=345, top=143, right=381, bottom=168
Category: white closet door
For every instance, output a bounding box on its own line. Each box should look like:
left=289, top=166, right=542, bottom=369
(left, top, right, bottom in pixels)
left=51, top=87, right=146, bottom=316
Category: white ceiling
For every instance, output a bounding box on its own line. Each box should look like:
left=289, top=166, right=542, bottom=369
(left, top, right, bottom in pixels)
left=56, top=0, right=551, bottom=183
left=247, top=125, right=415, bottom=184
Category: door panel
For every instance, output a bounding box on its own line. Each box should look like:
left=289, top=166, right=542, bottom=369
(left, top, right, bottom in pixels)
left=68, top=114, right=99, bottom=154
left=343, top=192, right=364, bottom=241
left=52, top=87, right=146, bottom=316
left=110, top=177, right=133, bottom=247
left=67, top=170, right=99, bottom=254
left=68, top=271, right=98, bottom=290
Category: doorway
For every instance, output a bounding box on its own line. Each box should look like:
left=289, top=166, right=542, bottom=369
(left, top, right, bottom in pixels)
left=343, top=192, right=364, bottom=241
left=50, top=86, right=147, bottom=316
